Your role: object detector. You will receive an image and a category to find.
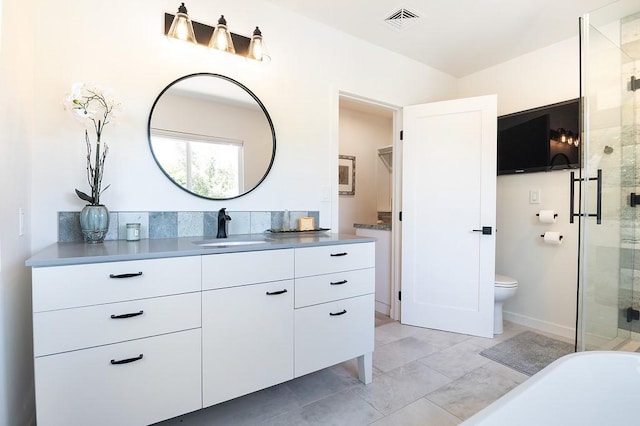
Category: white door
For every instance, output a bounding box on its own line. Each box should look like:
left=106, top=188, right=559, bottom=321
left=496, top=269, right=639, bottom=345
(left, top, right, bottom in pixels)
left=401, top=95, right=497, bottom=338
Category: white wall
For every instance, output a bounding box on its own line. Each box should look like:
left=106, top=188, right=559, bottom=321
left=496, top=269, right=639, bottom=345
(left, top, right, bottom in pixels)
left=29, top=0, right=457, bottom=252
left=4, top=0, right=460, bottom=421
left=459, top=37, right=581, bottom=338
left=0, top=0, right=35, bottom=424
left=338, top=106, right=393, bottom=234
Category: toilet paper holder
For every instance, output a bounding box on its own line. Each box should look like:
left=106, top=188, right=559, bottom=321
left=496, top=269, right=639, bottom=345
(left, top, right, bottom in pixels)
left=540, top=234, right=563, bottom=240
left=536, top=213, right=558, bottom=218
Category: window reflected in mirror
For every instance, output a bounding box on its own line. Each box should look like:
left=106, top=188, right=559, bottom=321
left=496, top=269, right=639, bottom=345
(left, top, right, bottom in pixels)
left=148, top=73, right=275, bottom=200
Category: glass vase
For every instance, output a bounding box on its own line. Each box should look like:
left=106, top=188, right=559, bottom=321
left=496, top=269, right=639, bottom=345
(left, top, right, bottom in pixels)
left=79, top=205, right=109, bottom=243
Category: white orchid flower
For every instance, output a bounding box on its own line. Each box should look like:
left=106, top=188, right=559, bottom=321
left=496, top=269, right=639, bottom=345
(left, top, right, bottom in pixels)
left=64, top=82, right=120, bottom=206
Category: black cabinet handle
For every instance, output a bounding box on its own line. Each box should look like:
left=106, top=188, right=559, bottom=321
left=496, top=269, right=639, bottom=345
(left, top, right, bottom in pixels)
left=110, top=310, right=144, bottom=319
left=110, top=354, right=143, bottom=365
left=266, top=289, right=288, bottom=296
left=330, top=252, right=347, bottom=257
left=329, top=309, right=347, bottom=316
left=109, top=272, right=143, bottom=279
left=330, top=280, right=348, bottom=286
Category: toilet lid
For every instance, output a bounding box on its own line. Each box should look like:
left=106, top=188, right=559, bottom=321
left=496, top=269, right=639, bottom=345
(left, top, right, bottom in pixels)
left=495, top=274, right=518, bottom=287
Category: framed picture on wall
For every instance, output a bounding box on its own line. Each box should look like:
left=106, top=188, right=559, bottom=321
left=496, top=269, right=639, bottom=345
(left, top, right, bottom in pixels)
left=338, top=155, right=356, bottom=195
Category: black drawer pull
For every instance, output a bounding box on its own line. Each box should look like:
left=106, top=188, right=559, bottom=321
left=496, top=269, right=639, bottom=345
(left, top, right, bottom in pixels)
left=330, top=280, right=348, bottom=286
left=266, top=289, right=288, bottom=296
left=330, top=252, right=348, bottom=257
left=110, top=354, right=143, bottom=365
left=109, top=272, right=143, bottom=279
left=110, top=310, right=144, bottom=319
left=329, top=309, right=347, bottom=316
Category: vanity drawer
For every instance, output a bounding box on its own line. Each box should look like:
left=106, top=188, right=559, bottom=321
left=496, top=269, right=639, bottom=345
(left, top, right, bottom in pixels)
left=32, top=256, right=201, bottom=312
left=295, top=242, right=375, bottom=277
left=34, top=328, right=202, bottom=426
left=33, top=292, right=201, bottom=357
left=294, top=293, right=374, bottom=377
left=202, top=249, right=294, bottom=290
left=295, top=268, right=375, bottom=308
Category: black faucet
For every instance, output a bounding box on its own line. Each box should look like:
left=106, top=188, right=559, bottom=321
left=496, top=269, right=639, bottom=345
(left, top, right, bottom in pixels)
left=216, top=208, right=232, bottom=238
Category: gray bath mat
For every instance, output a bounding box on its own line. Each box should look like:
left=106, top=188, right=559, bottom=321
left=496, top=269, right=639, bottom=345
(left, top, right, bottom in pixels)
left=480, top=330, right=574, bottom=376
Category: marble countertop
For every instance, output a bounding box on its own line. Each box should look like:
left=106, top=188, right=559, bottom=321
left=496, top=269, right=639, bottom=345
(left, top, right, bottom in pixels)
left=354, top=223, right=392, bottom=231
left=26, top=233, right=375, bottom=267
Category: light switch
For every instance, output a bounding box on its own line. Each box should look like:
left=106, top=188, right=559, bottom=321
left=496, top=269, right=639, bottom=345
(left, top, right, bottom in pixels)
left=529, top=189, right=541, bottom=204
left=18, top=208, right=25, bottom=236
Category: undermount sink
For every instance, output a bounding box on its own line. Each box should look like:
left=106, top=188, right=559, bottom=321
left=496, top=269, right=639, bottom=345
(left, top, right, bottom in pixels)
left=193, top=238, right=269, bottom=247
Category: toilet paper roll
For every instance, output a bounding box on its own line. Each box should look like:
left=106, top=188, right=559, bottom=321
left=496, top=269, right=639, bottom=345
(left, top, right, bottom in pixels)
left=538, top=210, right=557, bottom=224
left=543, top=231, right=563, bottom=245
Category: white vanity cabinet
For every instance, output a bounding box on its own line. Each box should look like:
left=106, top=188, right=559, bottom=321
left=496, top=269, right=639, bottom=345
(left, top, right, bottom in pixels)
left=28, top=237, right=375, bottom=425
left=201, top=249, right=295, bottom=407
left=31, top=256, right=202, bottom=426
left=294, top=242, right=375, bottom=382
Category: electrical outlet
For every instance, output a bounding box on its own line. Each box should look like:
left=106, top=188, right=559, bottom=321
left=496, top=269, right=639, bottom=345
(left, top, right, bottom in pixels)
left=529, top=189, right=541, bottom=204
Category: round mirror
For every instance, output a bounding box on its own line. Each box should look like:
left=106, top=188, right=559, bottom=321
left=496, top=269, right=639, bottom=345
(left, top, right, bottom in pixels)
left=148, top=73, right=276, bottom=200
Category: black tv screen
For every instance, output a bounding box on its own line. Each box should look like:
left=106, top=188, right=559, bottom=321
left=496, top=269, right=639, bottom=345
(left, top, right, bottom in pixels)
left=497, top=99, right=580, bottom=175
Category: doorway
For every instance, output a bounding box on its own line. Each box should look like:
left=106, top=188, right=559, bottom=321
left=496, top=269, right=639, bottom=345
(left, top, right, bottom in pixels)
left=338, top=95, right=400, bottom=320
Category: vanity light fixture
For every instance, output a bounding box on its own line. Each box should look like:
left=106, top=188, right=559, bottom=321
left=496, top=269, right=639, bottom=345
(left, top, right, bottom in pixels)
left=247, top=27, right=271, bottom=63
left=166, top=3, right=197, bottom=44
left=208, top=15, right=235, bottom=54
left=164, top=4, right=270, bottom=62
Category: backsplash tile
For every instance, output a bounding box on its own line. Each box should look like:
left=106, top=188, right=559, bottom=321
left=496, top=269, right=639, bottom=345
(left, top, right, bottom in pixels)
left=250, top=211, right=271, bottom=234
left=178, top=211, right=204, bottom=237
left=58, top=210, right=321, bottom=242
left=58, top=211, right=83, bottom=242
left=203, top=211, right=219, bottom=237
left=227, top=211, right=250, bottom=235
left=149, top=212, right=178, bottom=239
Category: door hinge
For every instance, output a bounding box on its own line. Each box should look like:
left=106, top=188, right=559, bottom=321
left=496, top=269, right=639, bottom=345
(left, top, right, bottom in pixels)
left=399, top=211, right=402, bottom=221
left=400, top=130, right=403, bottom=140
left=626, top=307, right=639, bottom=322
left=398, top=291, right=402, bottom=301
left=630, top=76, right=640, bottom=92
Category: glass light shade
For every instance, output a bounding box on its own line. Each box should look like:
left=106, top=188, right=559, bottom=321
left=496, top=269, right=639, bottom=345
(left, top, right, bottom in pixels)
left=208, top=15, right=235, bottom=53
left=247, top=27, right=271, bottom=62
left=167, top=3, right=197, bottom=44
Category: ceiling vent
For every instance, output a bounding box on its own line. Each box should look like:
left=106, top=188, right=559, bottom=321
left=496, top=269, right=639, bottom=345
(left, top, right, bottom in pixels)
left=384, top=8, right=420, bottom=31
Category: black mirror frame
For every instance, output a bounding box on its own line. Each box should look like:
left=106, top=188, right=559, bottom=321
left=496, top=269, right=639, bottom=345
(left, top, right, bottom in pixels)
left=147, top=73, right=276, bottom=200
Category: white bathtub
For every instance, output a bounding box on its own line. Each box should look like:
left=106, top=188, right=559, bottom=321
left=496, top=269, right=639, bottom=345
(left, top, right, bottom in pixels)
left=463, top=351, right=640, bottom=425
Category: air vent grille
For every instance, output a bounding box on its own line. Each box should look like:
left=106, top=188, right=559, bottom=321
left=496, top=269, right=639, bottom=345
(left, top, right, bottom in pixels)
left=384, top=8, right=420, bottom=31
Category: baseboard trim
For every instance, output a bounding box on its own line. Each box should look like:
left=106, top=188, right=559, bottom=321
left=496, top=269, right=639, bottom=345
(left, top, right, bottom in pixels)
left=375, top=301, right=390, bottom=316
left=503, top=311, right=575, bottom=340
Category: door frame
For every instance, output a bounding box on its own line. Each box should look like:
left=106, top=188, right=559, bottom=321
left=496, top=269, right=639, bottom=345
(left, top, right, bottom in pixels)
left=336, top=91, right=402, bottom=321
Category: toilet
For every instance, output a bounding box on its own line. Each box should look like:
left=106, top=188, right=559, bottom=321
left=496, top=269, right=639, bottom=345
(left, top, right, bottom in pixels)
left=494, top=274, right=518, bottom=335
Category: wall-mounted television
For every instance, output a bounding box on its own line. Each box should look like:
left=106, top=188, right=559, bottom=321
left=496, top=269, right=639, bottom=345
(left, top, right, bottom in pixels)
left=497, top=99, right=580, bottom=175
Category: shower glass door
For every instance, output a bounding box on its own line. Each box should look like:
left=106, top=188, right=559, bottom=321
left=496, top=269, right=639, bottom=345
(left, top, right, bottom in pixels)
left=577, top=0, right=640, bottom=351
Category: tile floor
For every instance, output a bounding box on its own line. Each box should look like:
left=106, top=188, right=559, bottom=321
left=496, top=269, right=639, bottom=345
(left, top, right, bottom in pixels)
left=157, top=317, right=560, bottom=426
